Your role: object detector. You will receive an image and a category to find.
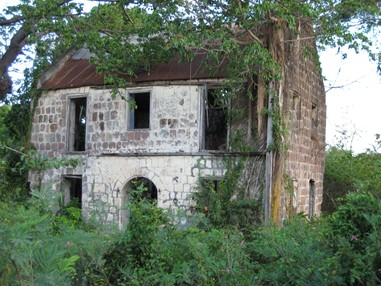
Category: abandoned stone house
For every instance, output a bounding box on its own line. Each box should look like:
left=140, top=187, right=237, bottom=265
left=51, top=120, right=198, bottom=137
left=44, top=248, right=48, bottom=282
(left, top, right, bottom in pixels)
left=29, top=22, right=326, bottom=226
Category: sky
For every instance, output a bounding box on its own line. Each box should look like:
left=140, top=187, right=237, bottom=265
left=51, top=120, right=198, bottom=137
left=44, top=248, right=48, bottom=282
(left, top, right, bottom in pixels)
left=1, top=0, right=380, bottom=153
left=320, top=49, right=381, bottom=152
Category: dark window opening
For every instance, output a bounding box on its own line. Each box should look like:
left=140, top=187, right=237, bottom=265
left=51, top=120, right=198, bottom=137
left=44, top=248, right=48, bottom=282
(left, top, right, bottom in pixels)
left=69, top=97, right=87, bottom=151
left=311, top=104, right=318, bottom=128
left=204, top=88, right=228, bottom=151
left=308, top=179, right=315, bottom=219
left=129, top=92, right=150, bottom=129
left=62, top=175, right=82, bottom=208
left=198, top=178, right=225, bottom=218
left=200, top=178, right=224, bottom=193
left=311, top=104, right=318, bottom=140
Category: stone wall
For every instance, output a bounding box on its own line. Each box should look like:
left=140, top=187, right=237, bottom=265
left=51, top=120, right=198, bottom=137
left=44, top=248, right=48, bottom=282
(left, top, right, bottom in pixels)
left=31, top=85, right=201, bottom=158
left=83, top=154, right=224, bottom=226
left=281, top=22, right=326, bottom=218
left=30, top=84, right=229, bottom=226
left=29, top=151, right=225, bottom=227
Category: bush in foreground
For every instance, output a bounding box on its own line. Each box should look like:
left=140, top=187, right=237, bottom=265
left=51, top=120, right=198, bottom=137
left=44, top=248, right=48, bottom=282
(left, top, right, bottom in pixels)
left=1, top=189, right=381, bottom=285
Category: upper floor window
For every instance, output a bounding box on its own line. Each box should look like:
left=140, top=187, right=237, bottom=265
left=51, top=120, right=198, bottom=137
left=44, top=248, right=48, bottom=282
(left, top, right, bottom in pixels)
left=203, top=88, right=229, bottom=151
left=292, top=92, right=301, bottom=121
left=311, top=103, right=318, bottom=140
left=68, top=97, right=87, bottom=151
left=311, top=103, right=318, bottom=128
left=129, top=92, right=150, bottom=129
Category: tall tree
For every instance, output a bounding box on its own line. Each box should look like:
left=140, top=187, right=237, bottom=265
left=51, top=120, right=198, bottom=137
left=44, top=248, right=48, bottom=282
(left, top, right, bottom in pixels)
left=1, top=1, right=381, bottom=101
left=1, top=1, right=381, bottom=102
left=0, top=0, right=88, bottom=100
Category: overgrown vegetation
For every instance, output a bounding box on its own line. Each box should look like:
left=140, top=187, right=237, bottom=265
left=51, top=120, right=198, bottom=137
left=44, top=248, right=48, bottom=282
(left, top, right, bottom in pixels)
left=193, top=155, right=263, bottom=231
left=1, top=0, right=381, bottom=285
left=323, top=142, right=381, bottom=213
left=1, top=173, right=381, bottom=285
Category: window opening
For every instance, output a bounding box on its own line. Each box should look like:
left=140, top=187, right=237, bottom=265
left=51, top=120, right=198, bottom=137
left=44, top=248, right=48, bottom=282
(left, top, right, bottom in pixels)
left=200, top=178, right=224, bottom=193
left=308, top=179, right=315, bottom=219
left=62, top=175, right=82, bottom=208
left=198, top=178, right=225, bottom=218
left=311, top=103, right=318, bottom=140
left=292, top=92, right=301, bottom=120
left=204, top=88, right=228, bottom=151
left=311, top=104, right=318, bottom=128
left=129, top=92, right=150, bottom=129
left=69, top=97, right=87, bottom=151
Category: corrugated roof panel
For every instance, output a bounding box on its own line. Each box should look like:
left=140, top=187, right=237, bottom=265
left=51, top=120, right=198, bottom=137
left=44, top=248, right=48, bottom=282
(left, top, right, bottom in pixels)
left=39, top=52, right=227, bottom=90
left=41, top=60, right=103, bottom=89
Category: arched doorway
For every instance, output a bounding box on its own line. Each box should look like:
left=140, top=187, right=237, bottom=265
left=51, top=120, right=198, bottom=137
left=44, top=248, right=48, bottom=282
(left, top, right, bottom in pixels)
left=120, top=177, right=158, bottom=226
left=125, top=176, right=158, bottom=201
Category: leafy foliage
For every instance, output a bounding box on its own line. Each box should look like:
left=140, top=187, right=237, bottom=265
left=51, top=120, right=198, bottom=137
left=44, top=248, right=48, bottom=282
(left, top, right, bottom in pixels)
left=0, top=198, right=114, bottom=285
left=103, top=188, right=254, bottom=285
left=327, top=192, right=381, bottom=285
left=248, top=217, right=344, bottom=285
left=0, top=104, right=29, bottom=203
left=193, top=159, right=262, bottom=230
left=323, top=146, right=381, bottom=213
left=1, top=178, right=381, bottom=285
left=1, top=1, right=381, bottom=285
left=2, top=0, right=381, bottom=100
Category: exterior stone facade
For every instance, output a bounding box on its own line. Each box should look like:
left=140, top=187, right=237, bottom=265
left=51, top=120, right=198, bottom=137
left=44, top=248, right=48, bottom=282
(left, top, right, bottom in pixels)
left=30, top=22, right=326, bottom=226
left=30, top=84, right=229, bottom=226
left=280, top=23, right=326, bottom=219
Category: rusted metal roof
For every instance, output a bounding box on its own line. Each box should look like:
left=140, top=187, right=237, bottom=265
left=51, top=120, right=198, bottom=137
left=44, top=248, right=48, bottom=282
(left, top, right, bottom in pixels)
left=39, top=52, right=228, bottom=90
left=40, top=59, right=104, bottom=89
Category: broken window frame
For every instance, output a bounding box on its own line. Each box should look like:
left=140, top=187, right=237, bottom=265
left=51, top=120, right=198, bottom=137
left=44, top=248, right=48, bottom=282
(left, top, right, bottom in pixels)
left=128, top=91, right=151, bottom=130
left=67, top=95, right=87, bottom=152
left=200, top=85, right=230, bottom=151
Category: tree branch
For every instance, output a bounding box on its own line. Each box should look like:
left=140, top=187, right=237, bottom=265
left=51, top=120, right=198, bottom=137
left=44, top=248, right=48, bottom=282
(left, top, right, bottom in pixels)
left=0, top=16, right=24, bottom=26
left=119, top=1, right=135, bottom=25
left=0, top=21, right=29, bottom=100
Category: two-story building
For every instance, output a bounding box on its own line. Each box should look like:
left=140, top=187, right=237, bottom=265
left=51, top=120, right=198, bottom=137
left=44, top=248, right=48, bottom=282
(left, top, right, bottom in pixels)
left=29, top=22, right=326, bottom=226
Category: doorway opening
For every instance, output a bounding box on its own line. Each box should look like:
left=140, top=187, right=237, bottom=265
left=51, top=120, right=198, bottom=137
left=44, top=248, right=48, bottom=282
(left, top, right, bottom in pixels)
left=120, top=177, right=158, bottom=225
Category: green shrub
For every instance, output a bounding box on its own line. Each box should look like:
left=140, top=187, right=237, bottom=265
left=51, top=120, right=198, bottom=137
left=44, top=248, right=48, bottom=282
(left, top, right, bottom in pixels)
left=0, top=203, right=77, bottom=285
left=103, top=180, right=255, bottom=285
left=193, top=157, right=262, bottom=231
left=103, top=182, right=169, bottom=284
left=328, top=192, right=381, bottom=285
left=323, top=147, right=381, bottom=213
left=247, top=216, right=343, bottom=285
left=105, top=223, right=255, bottom=285
left=0, top=192, right=117, bottom=286
left=323, top=147, right=356, bottom=213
